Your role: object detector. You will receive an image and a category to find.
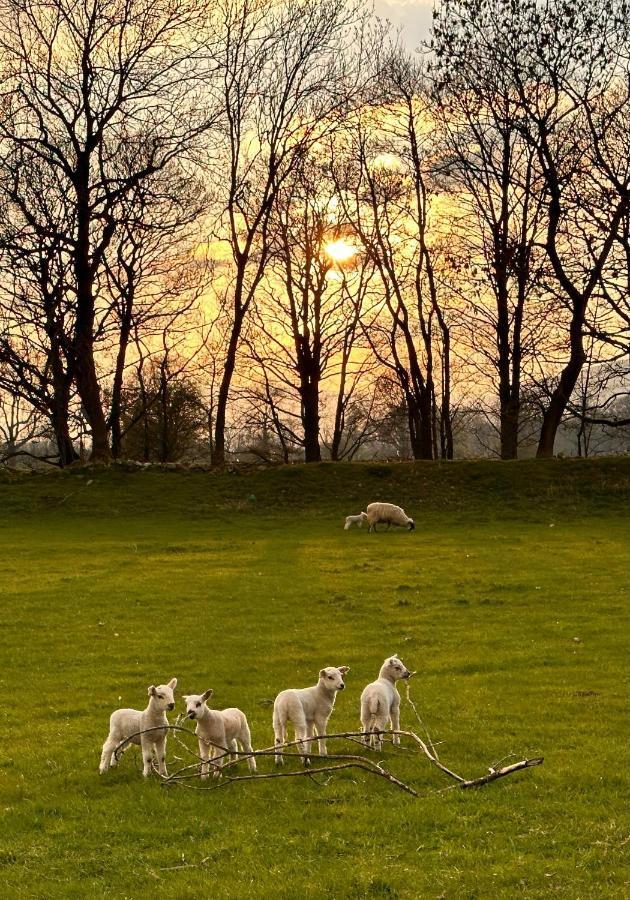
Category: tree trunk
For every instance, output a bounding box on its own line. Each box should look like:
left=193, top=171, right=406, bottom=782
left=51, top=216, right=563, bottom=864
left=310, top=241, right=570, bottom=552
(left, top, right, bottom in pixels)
left=537, top=338, right=586, bottom=457
left=301, top=374, right=321, bottom=463
left=212, top=310, right=243, bottom=467
left=500, top=395, right=520, bottom=460
left=52, top=407, right=78, bottom=467
left=47, top=325, right=79, bottom=468
left=418, top=388, right=433, bottom=459
left=73, top=159, right=110, bottom=463
left=109, top=307, right=133, bottom=460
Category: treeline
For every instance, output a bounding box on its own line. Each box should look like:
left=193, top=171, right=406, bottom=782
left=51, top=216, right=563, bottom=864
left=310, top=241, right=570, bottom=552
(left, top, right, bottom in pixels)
left=0, top=0, right=628, bottom=467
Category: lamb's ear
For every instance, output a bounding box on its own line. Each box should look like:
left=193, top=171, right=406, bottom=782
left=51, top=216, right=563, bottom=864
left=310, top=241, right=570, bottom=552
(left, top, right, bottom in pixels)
left=168, top=677, right=177, bottom=689
left=338, top=666, right=350, bottom=674
left=148, top=685, right=156, bottom=697
left=182, top=695, right=189, bottom=702
left=202, top=688, right=213, bottom=702
left=319, top=668, right=327, bottom=679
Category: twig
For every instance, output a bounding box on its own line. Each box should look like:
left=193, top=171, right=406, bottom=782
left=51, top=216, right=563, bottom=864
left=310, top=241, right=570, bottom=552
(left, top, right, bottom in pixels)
left=404, top=681, right=440, bottom=761
left=169, top=760, right=418, bottom=797
left=460, top=757, right=544, bottom=789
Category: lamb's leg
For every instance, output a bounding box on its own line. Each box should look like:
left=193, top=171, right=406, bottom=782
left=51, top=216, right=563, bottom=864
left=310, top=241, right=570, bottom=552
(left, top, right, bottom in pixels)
left=273, top=717, right=286, bottom=766
left=373, top=716, right=388, bottom=751
left=300, top=723, right=313, bottom=766
left=99, top=733, right=118, bottom=774
left=154, top=734, right=168, bottom=776
left=360, top=704, right=372, bottom=747
left=240, top=722, right=257, bottom=773
left=213, top=730, right=228, bottom=778
left=390, top=704, right=401, bottom=746
left=140, top=735, right=154, bottom=777
left=314, top=716, right=329, bottom=757
left=199, top=738, right=211, bottom=780
left=230, top=738, right=239, bottom=763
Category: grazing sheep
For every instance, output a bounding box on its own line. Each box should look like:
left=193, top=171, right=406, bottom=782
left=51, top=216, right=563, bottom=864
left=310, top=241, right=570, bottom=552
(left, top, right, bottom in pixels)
left=183, top=690, right=256, bottom=779
left=273, top=665, right=350, bottom=765
left=344, top=512, right=368, bottom=530
left=360, top=656, right=411, bottom=749
left=365, top=502, right=415, bottom=533
left=99, top=677, right=177, bottom=777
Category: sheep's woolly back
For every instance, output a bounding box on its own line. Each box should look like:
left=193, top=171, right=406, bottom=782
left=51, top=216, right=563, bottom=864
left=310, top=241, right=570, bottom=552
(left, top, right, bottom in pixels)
left=366, top=502, right=412, bottom=527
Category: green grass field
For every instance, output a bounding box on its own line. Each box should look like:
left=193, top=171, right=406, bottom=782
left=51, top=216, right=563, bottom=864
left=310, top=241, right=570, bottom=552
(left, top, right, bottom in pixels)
left=1, top=459, right=629, bottom=899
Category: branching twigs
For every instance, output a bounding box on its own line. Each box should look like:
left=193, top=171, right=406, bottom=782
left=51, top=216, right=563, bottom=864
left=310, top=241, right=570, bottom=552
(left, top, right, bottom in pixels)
left=170, top=756, right=419, bottom=798
left=113, top=720, right=543, bottom=798
left=459, top=757, right=545, bottom=789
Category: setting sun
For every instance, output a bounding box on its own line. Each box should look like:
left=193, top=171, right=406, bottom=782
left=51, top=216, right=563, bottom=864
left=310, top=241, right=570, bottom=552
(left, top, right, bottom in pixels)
left=325, top=239, right=358, bottom=263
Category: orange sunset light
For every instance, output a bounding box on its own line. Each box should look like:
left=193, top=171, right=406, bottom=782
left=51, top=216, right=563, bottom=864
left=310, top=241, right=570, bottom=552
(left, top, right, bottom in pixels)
left=325, top=239, right=359, bottom=263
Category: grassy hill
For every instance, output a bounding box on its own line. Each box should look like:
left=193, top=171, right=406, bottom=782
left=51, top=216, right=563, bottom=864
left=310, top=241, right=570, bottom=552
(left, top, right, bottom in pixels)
left=0, top=459, right=628, bottom=898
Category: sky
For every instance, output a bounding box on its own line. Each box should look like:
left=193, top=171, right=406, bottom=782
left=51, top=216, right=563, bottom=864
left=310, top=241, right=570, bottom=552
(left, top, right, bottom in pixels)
left=374, top=0, right=434, bottom=49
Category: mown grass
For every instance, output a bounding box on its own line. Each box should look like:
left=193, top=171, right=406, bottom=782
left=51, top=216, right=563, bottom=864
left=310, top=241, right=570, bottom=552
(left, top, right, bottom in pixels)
left=0, top=459, right=629, bottom=898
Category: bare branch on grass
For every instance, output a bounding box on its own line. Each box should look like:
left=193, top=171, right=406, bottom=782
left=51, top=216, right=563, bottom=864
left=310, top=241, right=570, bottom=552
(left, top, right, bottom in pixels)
left=112, top=717, right=543, bottom=798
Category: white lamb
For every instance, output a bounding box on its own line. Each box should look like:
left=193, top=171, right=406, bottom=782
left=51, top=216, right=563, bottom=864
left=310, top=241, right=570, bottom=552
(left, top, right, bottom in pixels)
left=183, top=689, right=257, bottom=779
left=99, top=677, right=177, bottom=777
left=360, top=656, right=411, bottom=749
left=273, top=665, right=350, bottom=765
left=365, top=502, right=415, bottom=533
left=344, top=512, right=368, bottom=530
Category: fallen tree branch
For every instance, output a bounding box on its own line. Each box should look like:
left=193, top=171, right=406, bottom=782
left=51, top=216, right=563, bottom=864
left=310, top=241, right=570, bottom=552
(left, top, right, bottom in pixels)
left=112, top=721, right=543, bottom=797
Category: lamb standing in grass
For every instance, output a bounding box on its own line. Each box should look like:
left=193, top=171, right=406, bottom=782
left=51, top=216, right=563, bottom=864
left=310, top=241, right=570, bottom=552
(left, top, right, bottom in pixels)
left=183, top=690, right=256, bottom=779
left=365, top=502, right=415, bottom=533
left=99, top=678, right=177, bottom=777
left=273, top=665, right=350, bottom=765
left=344, top=512, right=368, bottom=529
left=360, top=656, right=411, bottom=749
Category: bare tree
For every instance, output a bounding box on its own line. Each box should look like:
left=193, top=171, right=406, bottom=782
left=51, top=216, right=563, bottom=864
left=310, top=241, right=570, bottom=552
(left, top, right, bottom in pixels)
left=0, top=0, right=219, bottom=460
left=431, top=24, right=548, bottom=458
left=207, top=0, right=372, bottom=465
left=0, top=156, right=79, bottom=465
left=432, top=0, right=630, bottom=457
left=248, top=160, right=372, bottom=462
left=333, top=54, right=453, bottom=459
left=102, top=170, right=210, bottom=459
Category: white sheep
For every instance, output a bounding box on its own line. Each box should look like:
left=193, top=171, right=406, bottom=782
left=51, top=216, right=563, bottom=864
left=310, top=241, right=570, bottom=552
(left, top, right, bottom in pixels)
left=344, top=512, right=368, bottom=530
left=99, top=677, right=177, bottom=777
left=360, top=656, right=411, bottom=749
left=365, top=502, right=415, bottom=533
left=183, top=689, right=257, bottom=778
left=273, top=665, right=350, bottom=765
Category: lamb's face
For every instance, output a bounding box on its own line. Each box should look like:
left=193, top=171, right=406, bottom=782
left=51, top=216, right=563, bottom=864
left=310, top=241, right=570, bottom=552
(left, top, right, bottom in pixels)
left=148, top=677, right=177, bottom=711
left=407, top=519, right=415, bottom=531
left=319, top=666, right=350, bottom=691
left=382, top=656, right=411, bottom=681
left=183, top=689, right=212, bottom=720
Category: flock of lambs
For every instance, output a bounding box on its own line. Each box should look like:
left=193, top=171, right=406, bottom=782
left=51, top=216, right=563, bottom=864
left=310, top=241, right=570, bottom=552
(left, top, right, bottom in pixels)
left=99, top=501, right=415, bottom=780
left=99, top=656, right=413, bottom=780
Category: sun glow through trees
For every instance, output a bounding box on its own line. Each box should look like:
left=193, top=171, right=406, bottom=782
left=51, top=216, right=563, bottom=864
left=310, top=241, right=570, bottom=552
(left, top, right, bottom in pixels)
left=325, top=239, right=358, bottom=263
